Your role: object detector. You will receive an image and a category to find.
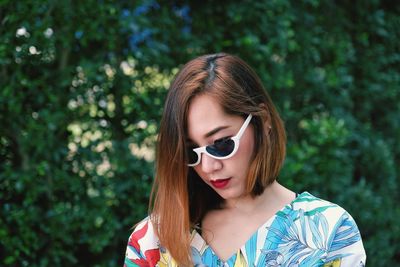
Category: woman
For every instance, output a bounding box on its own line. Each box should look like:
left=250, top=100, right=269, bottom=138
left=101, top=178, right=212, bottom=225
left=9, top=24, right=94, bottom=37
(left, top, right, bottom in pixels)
left=124, top=53, right=366, bottom=266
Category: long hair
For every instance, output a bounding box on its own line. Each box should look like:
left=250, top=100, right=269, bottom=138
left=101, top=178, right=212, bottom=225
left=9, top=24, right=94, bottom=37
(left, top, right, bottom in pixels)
left=149, top=53, right=286, bottom=266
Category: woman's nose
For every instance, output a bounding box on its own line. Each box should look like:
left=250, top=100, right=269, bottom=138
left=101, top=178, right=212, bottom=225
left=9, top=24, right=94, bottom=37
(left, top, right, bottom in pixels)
left=200, top=153, right=222, bottom=173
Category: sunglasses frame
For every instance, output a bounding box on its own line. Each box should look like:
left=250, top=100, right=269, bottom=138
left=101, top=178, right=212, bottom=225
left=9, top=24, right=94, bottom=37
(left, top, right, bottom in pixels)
left=187, top=114, right=253, bottom=167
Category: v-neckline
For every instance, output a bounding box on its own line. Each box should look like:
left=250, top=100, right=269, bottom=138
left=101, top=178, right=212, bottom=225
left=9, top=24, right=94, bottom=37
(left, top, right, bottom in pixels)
left=191, top=192, right=303, bottom=264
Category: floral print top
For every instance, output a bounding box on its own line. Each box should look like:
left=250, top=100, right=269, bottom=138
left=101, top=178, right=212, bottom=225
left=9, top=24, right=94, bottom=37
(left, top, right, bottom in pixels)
left=124, top=192, right=366, bottom=267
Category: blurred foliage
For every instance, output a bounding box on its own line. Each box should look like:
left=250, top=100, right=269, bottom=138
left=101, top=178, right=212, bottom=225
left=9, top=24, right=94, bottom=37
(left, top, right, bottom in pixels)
left=0, top=0, right=399, bottom=266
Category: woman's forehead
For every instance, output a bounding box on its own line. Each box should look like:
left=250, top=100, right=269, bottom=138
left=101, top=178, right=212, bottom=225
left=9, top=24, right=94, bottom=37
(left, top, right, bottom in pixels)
left=186, top=94, right=240, bottom=141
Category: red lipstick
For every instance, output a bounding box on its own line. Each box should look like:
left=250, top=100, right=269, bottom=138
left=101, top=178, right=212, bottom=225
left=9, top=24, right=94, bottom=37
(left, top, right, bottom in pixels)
left=210, top=178, right=231, bottom=189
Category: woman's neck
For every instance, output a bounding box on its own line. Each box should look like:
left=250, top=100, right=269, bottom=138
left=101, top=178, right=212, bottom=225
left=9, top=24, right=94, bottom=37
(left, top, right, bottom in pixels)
left=222, top=181, right=295, bottom=213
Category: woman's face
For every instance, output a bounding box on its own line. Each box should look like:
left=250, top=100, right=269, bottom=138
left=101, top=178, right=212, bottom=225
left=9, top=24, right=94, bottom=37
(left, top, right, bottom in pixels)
left=186, top=94, right=255, bottom=202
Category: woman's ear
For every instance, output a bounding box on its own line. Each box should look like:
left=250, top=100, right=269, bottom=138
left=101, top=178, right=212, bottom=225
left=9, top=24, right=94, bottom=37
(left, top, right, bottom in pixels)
left=259, top=103, right=272, bottom=134
left=263, top=118, right=272, bottom=135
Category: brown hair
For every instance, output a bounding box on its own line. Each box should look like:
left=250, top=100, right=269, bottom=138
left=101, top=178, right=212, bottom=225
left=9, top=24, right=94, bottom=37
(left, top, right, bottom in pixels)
left=149, top=53, right=286, bottom=266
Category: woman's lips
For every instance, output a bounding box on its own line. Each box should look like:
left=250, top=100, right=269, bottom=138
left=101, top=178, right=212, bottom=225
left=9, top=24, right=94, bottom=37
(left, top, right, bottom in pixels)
left=210, top=178, right=231, bottom=189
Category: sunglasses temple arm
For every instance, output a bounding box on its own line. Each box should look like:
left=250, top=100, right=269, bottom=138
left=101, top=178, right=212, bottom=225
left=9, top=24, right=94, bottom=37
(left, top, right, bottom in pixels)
left=236, top=114, right=252, bottom=138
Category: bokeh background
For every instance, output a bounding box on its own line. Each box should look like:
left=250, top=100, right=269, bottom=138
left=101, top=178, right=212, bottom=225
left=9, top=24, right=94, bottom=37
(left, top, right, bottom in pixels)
left=1, top=1, right=399, bottom=266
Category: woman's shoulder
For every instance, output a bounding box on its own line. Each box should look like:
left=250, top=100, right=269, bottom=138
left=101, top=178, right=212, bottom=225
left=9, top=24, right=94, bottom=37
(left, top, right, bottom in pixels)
left=124, top=217, right=180, bottom=267
left=285, top=191, right=363, bottom=235
left=276, top=191, right=366, bottom=265
left=128, top=216, right=159, bottom=247
left=292, top=191, right=349, bottom=215
left=124, top=216, right=161, bottom=265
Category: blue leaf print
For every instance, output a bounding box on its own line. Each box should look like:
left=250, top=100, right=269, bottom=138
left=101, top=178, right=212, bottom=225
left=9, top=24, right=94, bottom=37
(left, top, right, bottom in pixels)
left=275, top=212, right=299, bottom=241
left=261, top=203, right=343, bottom=266
left=288, top=248, right=309, bottom=265
left=266, top=226, right=289, bottom=244
left=300, top=249, right=325, bottom=267
left=319, top=212, right=329, bottom=246
left=303, top=206, right=336, bottom=217
left=300, top=209, right=308, bottom=247
left=202, top=248, right=218, bottom=265
left=191, top=247, right=206, bottom=266
left=328, top=213, right=361, bottom=252
left=245, top=232, right=257, bottom=266
left=308, top=215, right=323, bottom=248
left=258, top=250, right=285, bottom=266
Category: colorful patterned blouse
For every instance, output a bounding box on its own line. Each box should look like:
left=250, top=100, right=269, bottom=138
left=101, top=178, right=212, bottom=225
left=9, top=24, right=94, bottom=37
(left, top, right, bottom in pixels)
left=124, top=192, right=366, bottom=266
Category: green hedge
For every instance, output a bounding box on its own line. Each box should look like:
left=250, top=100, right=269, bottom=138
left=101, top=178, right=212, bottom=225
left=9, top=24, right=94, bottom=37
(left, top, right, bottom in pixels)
left=1, top=1, right=399, bottom=266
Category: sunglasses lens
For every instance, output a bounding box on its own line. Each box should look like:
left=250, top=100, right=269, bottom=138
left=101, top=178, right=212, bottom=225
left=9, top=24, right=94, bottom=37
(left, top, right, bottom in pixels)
left=187, top=148, right=199, bottom=165
left=206, top=138, right=235, bottom=157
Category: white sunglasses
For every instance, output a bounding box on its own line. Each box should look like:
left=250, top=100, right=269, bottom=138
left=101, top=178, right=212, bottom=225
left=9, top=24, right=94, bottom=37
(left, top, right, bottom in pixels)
left=187, top=114, right=253, bottom=167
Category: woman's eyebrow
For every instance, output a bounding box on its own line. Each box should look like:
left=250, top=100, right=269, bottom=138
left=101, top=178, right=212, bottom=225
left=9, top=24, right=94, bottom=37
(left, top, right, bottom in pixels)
left=186, top=125, right=230, bottom=144
left=204, top=125, right=229, bottom=138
